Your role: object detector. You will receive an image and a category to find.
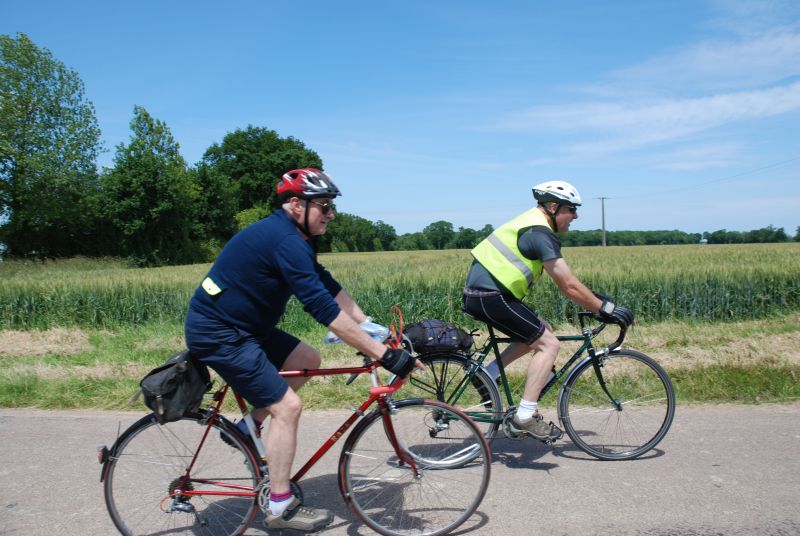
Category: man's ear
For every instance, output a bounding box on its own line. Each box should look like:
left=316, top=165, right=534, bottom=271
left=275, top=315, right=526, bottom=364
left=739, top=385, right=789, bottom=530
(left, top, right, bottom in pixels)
left=287, top=197, right=304, bottom=214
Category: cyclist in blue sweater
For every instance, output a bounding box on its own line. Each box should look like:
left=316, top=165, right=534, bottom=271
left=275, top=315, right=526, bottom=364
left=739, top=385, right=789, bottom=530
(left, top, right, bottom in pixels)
left=185, top=168, right=416, bottom=532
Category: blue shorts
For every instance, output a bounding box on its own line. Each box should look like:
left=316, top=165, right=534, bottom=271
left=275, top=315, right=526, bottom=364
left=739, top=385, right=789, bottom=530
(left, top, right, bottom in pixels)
left=184, top=307, right=300, bottom=408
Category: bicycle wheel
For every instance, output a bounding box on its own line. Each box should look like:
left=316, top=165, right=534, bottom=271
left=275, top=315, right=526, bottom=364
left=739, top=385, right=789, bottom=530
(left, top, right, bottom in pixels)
left=103, top=413, right=261, bottom=536
left=399, top=352, right=502, bottom=442
left=338, top=399, right=491, bottom=536
left=559, top=349, right=676, bottom=460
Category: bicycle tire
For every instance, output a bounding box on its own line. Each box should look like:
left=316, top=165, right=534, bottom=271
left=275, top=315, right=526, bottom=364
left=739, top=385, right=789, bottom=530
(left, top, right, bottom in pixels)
left=398, top=352, right=502, bottom=442
left=338, top=399, right=491, bottom=536
left=559, top=349, right=676, bottom=460
left=103, top=412, right=261, bottom=536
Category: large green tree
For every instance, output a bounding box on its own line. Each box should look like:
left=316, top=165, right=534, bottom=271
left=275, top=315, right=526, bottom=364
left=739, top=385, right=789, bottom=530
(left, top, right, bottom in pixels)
left=102, top=106, right=201, bottom=266
left=322, top=213, right=382, bottom=252
left=200, top=126, right=322, bottom=216
left=423, top=220, right=455, bottom=250
left=0, top=33, right=103, bottom=257
left=188, top=161, right=238, bottom=245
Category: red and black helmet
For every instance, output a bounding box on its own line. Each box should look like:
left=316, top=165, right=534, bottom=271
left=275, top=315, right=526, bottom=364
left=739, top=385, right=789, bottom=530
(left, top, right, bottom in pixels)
left=277, top=168, right=341, bottom=201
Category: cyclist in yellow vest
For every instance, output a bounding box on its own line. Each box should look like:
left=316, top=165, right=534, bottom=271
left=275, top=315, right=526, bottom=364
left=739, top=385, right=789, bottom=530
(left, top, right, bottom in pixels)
left=464, top=181, right=634, bottom=441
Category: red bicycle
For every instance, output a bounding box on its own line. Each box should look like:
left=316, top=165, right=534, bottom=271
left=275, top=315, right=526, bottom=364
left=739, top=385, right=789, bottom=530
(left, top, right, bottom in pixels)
left=99, top=356, right=491, bottom=535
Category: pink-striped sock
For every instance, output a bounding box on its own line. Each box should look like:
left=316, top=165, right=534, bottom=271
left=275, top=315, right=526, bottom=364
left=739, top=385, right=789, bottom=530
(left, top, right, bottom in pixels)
left=269, top=491, right=294, bottom=516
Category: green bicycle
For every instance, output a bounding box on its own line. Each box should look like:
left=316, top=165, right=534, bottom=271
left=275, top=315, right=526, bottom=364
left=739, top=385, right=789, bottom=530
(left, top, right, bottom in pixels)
left=398, top=311, right=676, bottom=461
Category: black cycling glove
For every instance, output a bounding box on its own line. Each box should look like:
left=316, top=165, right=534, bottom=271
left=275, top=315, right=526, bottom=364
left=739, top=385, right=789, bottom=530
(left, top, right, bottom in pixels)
left=380, top=348, right=416, bottom=378
left=597, top=298, right=635, bottom=327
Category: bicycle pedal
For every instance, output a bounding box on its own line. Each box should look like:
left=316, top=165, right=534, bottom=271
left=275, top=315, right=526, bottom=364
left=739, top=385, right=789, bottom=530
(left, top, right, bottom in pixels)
left=501, top=412, right=527, bottom=441
left=550, top=424, right=563, bottom=441
left=539, top=423, right=563, bottom=445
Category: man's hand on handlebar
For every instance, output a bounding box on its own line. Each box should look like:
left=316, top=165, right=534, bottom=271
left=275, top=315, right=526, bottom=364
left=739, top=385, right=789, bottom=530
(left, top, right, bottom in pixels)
left=597, top=300, right=635, bottom=328
left=592, top=292, right=634, bottom=327
left=380, top=348, right=427, bottom=377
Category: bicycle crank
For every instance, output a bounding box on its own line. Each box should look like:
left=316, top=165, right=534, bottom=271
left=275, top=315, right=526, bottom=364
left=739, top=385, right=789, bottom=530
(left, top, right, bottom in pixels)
left=257, top=477, right=304, bottom=513
left=501, top=410, right=526, bottom=441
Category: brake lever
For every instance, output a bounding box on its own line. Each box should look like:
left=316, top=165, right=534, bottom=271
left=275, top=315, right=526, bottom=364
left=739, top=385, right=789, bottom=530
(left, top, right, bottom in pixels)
left=345, top=372, right=360, bottom=385
left=347, top=355, right=375, bottom=385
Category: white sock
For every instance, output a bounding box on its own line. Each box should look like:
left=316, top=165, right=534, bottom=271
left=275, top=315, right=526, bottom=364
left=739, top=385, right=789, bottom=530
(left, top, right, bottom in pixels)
left=516, top=399, right=538, bottom=421
left=269, top=491, right=294, bottom=516
left=484, top=360, right=500, bottom=381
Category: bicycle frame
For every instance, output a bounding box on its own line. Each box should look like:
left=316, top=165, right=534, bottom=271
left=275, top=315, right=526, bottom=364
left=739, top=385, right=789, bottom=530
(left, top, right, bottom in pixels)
left=445, top=312, right=624, bottom=425
left=172, top=360, right=418, bottom=502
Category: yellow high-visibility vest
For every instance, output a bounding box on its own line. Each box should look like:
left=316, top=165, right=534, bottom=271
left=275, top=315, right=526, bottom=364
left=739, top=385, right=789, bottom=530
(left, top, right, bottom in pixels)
left=470, top=207, right=553, bottom=299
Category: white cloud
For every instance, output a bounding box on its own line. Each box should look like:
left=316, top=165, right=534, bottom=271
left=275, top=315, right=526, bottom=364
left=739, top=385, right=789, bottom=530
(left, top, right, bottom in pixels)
left=504, top=81, right=800, bottom=143
left=649, top=143, right=744, bottom=171
left=494, top=4, right=800, bottom=162
left=609, top=27, right=800, bottom=93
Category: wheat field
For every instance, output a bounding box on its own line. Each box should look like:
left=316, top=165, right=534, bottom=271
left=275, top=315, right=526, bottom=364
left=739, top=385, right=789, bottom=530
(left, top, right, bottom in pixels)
left=2, top=243, right=798, bottom=330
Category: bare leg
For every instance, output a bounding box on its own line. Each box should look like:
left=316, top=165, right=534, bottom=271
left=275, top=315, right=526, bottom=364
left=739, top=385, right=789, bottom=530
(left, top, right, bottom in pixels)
left=259, top=388, right=302, bottom=494
left=248, top=341, right=320, bottom=425
left=521, top=330, right=560, bottom=402
left=498, top=341, right=531, bottom=369
left=282, top=341, right=322, bottom=392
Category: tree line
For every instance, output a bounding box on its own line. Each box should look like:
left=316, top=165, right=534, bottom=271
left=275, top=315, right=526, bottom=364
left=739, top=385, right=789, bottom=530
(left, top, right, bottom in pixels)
left=560, top=226, right=799, bottom=247
left=2, top=33, right=797, bottom=266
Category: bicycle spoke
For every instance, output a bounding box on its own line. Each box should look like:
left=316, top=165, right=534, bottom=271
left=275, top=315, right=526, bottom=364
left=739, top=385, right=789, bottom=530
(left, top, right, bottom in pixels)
left=560, top=350, right=675, bottom=460
left=397, top=353, right=502, bottom=443
left=340, top=399, right=490, bottom=536
left=104, top=415, right=259, bottom=536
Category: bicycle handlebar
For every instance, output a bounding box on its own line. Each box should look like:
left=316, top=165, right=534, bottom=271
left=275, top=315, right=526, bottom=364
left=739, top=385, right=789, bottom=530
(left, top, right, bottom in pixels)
left=577, top=311, right=628, bottom=352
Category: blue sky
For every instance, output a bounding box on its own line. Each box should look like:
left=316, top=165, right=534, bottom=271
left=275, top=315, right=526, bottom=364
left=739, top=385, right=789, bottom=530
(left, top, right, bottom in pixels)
left=4, top=0, right=799, bottom=235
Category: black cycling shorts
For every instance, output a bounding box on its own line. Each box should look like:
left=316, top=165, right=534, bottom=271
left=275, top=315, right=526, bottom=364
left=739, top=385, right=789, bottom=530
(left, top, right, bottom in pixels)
left=462, top=288, right=546, bottom=345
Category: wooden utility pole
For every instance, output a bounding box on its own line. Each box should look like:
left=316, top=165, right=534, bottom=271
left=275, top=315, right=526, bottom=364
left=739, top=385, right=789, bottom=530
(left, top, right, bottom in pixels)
left=598, top=197, right=609, bottom=246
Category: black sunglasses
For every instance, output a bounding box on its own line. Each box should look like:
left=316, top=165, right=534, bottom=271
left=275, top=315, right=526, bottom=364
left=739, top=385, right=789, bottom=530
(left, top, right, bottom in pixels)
left=562, top=205, right=577, bottom=214
left=308, top=200, right=336, bottom=214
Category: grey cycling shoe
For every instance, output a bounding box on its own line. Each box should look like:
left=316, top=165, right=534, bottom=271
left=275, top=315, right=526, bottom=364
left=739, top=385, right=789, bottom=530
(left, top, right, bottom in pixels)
left=509, top=413, right=562, bottom=441
left=264, top=497, right=334, bottom=532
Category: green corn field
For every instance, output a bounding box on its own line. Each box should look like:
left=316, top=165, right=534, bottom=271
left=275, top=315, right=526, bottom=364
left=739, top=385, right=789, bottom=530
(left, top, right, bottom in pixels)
left=2, top=243, right=799, bottom=331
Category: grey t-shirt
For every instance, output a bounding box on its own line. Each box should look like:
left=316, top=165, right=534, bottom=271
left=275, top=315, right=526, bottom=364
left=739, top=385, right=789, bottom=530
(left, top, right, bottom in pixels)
left=466, top=225, right=562, bottom=293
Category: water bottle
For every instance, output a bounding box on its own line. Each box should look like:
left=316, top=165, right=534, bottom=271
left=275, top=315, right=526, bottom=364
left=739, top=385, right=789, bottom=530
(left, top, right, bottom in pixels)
left=325, top=317, right=390, bottom=344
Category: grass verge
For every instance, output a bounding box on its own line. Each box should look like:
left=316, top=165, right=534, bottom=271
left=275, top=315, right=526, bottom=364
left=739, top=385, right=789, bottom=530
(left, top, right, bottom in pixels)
left=2, top=313, right=799, bottom=410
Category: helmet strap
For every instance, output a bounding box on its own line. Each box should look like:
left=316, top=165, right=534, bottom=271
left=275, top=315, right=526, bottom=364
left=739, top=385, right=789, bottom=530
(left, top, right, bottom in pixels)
left=285, top=198, right=313, bottom=238
left=302, top=200, right=312, bottom=238
left=540, top=204, right=559, bottom=231
left=285, top=198, right=320, bottom=256
left=303, top=200, right=320, bottom=256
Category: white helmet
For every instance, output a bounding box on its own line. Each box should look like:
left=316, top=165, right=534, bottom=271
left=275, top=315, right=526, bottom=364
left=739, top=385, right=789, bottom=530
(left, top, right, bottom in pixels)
left=532, top=181, right=582, bottom=206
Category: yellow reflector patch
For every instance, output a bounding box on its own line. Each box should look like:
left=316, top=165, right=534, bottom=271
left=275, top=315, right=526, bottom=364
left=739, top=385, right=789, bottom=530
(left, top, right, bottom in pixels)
left=201, top=277, right=222, bottom=296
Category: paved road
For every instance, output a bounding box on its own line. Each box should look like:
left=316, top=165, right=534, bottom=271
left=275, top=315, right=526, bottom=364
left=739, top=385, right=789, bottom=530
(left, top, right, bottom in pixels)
left=1, top=403, right=799, bottom=536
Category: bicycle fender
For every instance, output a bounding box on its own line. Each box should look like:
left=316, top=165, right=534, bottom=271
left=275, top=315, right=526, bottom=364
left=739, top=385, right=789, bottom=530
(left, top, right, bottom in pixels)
left=555, top=355, right=594, bottom=421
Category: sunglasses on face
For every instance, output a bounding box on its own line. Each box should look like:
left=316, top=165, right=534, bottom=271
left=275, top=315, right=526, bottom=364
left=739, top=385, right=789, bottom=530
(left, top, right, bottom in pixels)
left=308, top=200, right=336, bottom=214
left=563, top=205, right=577, bottom=214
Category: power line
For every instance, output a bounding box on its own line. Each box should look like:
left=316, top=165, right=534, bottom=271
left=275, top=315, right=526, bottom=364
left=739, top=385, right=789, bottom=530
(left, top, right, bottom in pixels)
left=612, top=155, right=800, bottom=200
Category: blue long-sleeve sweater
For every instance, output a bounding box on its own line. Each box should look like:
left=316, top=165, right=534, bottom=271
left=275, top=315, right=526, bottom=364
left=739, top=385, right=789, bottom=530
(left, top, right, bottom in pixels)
left=189, top=209, right=342, bottom=334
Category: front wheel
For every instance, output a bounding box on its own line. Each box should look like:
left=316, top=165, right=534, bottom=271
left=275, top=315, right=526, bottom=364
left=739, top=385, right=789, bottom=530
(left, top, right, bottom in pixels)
left=103, top=413, right=261, bottom=536
left=559, top=349, right=676, bottom=460
left=338, top=399, right=491, bottom=536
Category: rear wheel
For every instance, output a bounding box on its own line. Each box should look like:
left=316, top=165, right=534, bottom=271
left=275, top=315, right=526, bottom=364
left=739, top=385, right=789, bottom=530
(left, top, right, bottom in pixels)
left=559, top=350, right=676, bottom=460
left=398, top=352, right=502, bottom=442
left=103, top=413, right=260, bottom=535
left=339, top=399, right=491, bottom=536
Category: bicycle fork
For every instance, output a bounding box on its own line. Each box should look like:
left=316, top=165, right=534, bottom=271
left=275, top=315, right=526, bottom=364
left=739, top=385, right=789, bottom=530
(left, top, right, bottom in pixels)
left=589, top=349, right=623, bottom=411
left=378, top=398, right=422, bottom=477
